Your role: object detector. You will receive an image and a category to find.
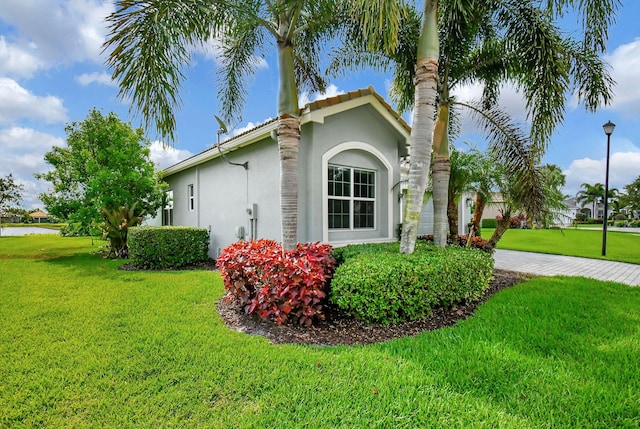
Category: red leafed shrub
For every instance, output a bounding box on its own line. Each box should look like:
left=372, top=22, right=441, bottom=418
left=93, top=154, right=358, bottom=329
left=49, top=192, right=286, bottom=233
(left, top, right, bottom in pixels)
left=216, top=239, right=335, bottom=326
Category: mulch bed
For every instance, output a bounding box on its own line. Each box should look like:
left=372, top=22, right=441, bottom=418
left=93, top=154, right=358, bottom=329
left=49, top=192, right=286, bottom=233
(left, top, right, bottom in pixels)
left=217, top=269, right=533, bottom=346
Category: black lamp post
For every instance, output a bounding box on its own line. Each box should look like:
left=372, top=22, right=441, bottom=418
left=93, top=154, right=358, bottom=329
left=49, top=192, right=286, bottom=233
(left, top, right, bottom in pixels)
left=602, top=120, right=615, bottom=256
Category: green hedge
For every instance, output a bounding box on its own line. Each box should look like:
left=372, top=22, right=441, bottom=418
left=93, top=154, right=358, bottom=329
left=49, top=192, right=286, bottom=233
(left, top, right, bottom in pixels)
left=330, top=242, right=494, bottom=324
left=128, top=226, right=210, bottom=269
left=481, top=218, right=497, bottom=228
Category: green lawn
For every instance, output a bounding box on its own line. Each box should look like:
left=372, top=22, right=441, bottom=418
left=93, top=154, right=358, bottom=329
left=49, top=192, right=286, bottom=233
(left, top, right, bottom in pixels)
left=1, top=235, right=639, bottom=428
left=490, top=228, right=640, bottom=264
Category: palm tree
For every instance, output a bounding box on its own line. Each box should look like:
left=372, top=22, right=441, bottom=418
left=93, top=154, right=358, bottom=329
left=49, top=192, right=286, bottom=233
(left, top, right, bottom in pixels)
left=336, top=0, right=616, bottom=251
left=445, top=147, right=502, bottom=239
left=429, top=1, right=616, bottom=248
left=576, top=182, right=605, bottom=219
left=333, top=2, right=430, bottom=253
left=104, top=0, right=405, bottom=249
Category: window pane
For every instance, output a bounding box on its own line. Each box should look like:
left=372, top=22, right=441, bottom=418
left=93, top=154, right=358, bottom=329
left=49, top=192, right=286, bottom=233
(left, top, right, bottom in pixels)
left=354, top=169, right=375, bottom=198
left=328, top=199, right=350, bottom=229
left=329, top=166, right=350, bottom=197
left=354, top=200, right=374, bottom=228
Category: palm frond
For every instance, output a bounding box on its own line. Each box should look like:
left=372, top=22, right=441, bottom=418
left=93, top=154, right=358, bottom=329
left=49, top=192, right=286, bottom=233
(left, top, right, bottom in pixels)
left=454, top=100, right=545, bottom=217
left=565, top=39, right=615, bottom=111
left=104, top=0, right=225, bottom=143
left=497, top=1, right=570, bottom=150
left=543, top=0, right=620, bottom=53
left=217, top=15, right=266, bottom=123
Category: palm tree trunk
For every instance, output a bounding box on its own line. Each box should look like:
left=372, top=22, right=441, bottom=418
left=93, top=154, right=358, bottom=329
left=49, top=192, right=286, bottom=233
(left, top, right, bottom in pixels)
left=485, top=214, right=510, bottom=252
left=278, top=114, right=300, bottom=249
left=400, top=0, right=439, bottom=254
left=432, top=157, right=450, bottom=246
left=447, top=197, right=458, bottom=239
left=276, top=40, right=300, bottom=250
left=431, top=101, right=450, bottom=248
left=472, top=194, right=487, bottom=237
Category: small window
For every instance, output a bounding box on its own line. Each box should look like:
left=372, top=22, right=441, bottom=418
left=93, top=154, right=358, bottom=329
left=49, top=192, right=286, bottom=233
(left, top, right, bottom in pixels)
left=188, top=184, right=195, bottom=211
left=328, top=165, right=375, bottom=230
left=163, top=190, right=174, bottom=226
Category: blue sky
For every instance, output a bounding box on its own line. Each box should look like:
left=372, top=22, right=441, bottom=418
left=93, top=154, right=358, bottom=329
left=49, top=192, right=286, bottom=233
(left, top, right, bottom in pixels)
left=1, top=1, right=639, bottom=210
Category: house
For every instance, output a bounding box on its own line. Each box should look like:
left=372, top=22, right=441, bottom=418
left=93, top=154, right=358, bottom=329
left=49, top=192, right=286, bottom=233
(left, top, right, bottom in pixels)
left=159, top=87, right=471, bottom=256
left=28, top=210, right=49, bottom=223
left=0, top=212, right=21, bottom=224
left=481, top=194, right=577, bottom=227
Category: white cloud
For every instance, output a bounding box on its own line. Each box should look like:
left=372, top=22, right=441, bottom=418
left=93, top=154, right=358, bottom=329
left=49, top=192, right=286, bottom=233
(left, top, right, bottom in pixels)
left=0, top=0, right=114, bottom=78
left=0, top=127, right=65, bottom=209
left=0, top=35, right=42, bottom=78
left=563, top=150, right=640, bottom=196
left=75, top=71, right=116, bottom=87
left=603, top=38, right=640, bottom=114
left=232, top=122, right=263, bottom=137
left=299, top=84, right=346, bottom=107
left=149, top=140, right=193, bottom=170
left=452, top=82, right=528, bottom=136
left=193, top=37, right=269, bottom=70
left=0, top=77, right=68, bottom=124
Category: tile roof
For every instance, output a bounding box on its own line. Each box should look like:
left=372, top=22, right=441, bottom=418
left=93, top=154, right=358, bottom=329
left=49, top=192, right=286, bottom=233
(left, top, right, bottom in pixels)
left=163, top=86, right=409, bottom=175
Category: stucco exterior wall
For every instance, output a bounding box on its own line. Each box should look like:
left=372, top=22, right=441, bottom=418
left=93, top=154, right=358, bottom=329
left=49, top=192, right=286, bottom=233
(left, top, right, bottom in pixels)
left=301, top=104, right=404, bottom=245
left=166, top=137, right=281, bottom=256
left=162, top=95, right=409, bottom=254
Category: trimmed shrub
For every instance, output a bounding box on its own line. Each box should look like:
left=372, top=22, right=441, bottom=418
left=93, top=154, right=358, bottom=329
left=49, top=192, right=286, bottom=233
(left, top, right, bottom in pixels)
left=330, top=242, right=494, bottom=324
left=482, top=218, right=497, bottom=228
left=629, top=220, right=640, bottom=227
left=332, top=241, right=399, bottom=266
left=216, top=239, right=335, bottom=326
left=128, top=226, right=209, bottom=269
left=575, top=213, right=588, bottom=222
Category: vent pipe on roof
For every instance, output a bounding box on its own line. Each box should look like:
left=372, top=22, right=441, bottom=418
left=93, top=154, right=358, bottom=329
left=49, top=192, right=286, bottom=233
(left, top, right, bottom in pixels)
left=215, top=115, right=248, bottom=170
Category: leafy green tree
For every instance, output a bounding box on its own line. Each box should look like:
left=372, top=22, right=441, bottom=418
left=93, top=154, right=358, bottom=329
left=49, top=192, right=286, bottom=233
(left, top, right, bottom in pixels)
left=535, top=164, right=569, bottom=228
left=622, top=176, right=640, bottom=214
left=0, top=174, right=24, bottom=236
left=36, top=108, right=165, bottom=255
left=104, top=0, right=404, bottom=249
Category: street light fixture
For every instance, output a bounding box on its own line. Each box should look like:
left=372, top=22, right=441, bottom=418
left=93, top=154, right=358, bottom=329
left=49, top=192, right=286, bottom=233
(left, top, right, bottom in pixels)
left=602, top=120, right=615, bottom=256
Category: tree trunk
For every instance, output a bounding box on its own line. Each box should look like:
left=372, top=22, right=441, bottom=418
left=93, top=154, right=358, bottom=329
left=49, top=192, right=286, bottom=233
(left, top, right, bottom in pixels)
left=447, top=197, right=458, bottom=239
left=472, top=194, right=487, bottom=237
left=431, top=102, right=450, bottom=248
left=277, top=114, right=300, bottom=250
left=485, top=213, right=511, bottom=252
left=432, top=156, right=450, bottom=247
left=276, top=40, right=300, bottom=250
left=400, top=0, right=439, bottom=254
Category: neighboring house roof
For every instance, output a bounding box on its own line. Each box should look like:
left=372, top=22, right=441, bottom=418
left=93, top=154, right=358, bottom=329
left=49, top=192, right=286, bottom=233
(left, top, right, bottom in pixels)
left=163, top=86, right=410, bottom=176
left=29, top=210, right=48, bottom=218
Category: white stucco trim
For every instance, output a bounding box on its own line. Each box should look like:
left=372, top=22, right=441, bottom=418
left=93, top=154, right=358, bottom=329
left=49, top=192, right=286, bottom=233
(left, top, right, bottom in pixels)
left=322, top=142, right=394, bottom=243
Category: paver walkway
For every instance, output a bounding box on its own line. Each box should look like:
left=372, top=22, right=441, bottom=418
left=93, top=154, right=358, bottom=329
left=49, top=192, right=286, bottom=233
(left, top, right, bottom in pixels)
left=493, top=249, right=640, bottom=286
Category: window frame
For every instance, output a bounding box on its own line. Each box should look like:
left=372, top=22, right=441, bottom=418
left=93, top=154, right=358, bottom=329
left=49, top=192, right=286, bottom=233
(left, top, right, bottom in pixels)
left=187, top=184, right=195, bottom=211
left=327, top=164, right=376, bottom=231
